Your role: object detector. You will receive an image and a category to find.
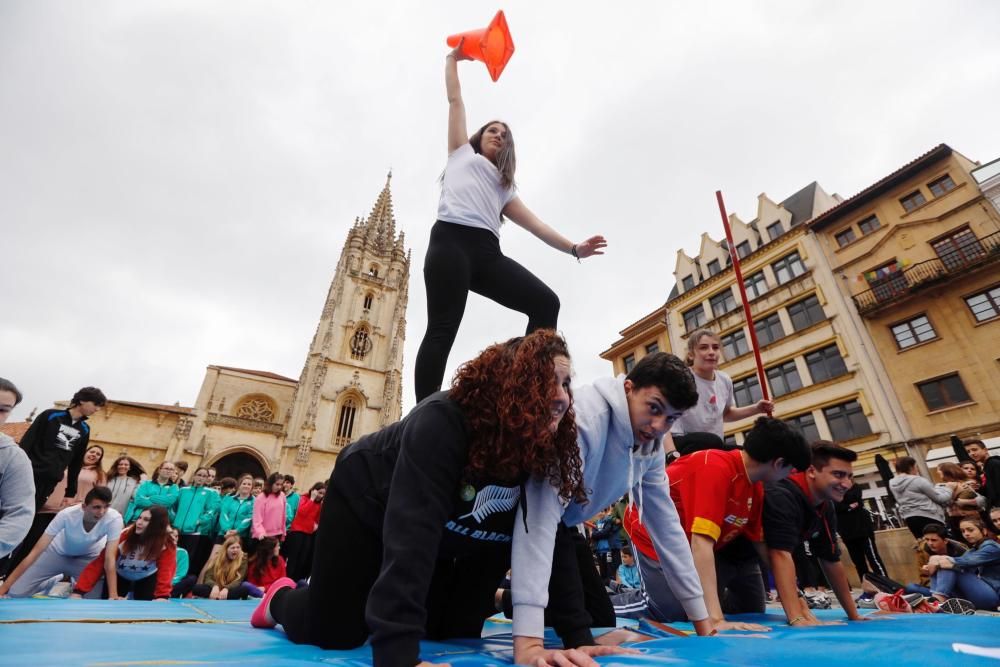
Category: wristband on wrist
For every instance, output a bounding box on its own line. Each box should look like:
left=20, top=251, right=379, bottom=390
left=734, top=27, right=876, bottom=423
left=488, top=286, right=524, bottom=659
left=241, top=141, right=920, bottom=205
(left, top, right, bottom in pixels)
left=570, top=244, right=580, bottom=263
left=788, top=616, right=806, bottom=626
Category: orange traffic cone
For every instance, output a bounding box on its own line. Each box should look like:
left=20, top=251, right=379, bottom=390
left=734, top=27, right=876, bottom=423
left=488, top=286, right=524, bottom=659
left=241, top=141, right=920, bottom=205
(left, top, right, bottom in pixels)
left=446, top=10, right=515, bottom=82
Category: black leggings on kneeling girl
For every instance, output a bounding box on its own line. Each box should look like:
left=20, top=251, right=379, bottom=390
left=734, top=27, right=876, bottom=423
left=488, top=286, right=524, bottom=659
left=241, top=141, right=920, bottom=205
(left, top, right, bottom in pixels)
left=414, top=220, right=560, bottom=402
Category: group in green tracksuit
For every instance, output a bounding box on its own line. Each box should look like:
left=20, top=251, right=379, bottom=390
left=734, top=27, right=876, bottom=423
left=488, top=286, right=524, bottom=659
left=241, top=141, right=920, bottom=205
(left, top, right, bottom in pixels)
left=196, top=474, right=257, bottom=581
left=283, top=476, right=299, bottom=531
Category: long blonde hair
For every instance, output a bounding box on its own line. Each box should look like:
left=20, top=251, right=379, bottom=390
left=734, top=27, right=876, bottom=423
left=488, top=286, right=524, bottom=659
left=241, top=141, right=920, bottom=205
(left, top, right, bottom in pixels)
left=211, top=535, right=245, bottom=587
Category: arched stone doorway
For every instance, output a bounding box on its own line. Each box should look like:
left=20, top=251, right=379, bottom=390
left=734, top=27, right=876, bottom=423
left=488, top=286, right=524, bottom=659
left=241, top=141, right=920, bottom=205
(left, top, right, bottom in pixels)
left=210, top=450, right=267, bottom=482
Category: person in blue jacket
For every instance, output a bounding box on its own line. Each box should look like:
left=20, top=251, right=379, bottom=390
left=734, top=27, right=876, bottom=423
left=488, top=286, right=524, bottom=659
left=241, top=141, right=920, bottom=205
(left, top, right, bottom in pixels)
left=928, top=516, right=1000, bottom=611
left=125, top=461, right=180, bottom=524
left=172, top=466, right=220, bottom=576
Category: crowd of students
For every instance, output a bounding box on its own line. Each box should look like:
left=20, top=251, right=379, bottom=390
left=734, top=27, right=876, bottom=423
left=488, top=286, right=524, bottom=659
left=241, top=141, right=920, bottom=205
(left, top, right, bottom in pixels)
left=0, top=382, right=324, bottom=602
left=1, top=44, right=998, bottom=667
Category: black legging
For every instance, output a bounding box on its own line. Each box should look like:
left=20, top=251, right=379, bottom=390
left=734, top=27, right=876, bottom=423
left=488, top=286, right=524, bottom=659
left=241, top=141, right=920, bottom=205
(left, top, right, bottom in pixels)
left=904, top=515, right=943, bottom=540
left=269, top=485, right=508, bottom=650
left=414, top=221, right=560, bottom=401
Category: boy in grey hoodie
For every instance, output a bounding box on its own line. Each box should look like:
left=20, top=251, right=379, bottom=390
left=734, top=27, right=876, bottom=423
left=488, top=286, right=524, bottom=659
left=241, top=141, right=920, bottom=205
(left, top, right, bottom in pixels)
left=0, top=378, right=35, bottom=559
left=889, top=456, right=950, bottom=538
left=511, top=353, right=713, bottom=658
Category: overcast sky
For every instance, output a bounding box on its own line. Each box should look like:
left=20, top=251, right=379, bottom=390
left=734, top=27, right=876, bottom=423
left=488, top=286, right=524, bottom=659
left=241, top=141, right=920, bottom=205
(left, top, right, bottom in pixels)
left=4, top=1, right=1000, bottom=422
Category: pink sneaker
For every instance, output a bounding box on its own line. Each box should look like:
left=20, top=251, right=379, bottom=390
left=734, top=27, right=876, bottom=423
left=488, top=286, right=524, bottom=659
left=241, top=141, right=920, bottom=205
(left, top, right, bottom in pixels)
left=250, top=577, right=296, bottom=629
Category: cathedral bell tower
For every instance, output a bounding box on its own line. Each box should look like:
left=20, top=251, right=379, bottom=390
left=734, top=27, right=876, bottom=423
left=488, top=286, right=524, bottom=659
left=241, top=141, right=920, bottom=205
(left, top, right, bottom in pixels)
left=282, top=172, right=410, bottom=474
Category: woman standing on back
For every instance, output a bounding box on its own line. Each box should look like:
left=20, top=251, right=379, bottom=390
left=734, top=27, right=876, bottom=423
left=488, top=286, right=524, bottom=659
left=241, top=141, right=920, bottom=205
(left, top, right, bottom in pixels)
left=412, top=40, right=607, bottom=402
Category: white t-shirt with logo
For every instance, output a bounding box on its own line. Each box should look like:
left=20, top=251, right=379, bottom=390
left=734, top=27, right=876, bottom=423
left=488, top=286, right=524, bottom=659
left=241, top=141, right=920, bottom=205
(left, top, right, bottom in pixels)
left=436, top=143, right=517, bottom=237
left=670, top=370, right=735, bottom=438
left=45, top=504, right=124, bottom=559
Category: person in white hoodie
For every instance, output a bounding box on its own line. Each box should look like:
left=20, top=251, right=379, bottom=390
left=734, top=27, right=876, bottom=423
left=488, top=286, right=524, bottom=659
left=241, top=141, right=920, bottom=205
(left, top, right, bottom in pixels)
left=510, top=352, right=713, bottom=660
left=0, top=378, right=35, bottom=559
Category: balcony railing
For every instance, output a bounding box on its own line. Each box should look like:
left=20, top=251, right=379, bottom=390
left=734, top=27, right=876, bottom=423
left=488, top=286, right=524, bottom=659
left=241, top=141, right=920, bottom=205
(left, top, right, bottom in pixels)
left=852, top=230, right=1000, bottom=315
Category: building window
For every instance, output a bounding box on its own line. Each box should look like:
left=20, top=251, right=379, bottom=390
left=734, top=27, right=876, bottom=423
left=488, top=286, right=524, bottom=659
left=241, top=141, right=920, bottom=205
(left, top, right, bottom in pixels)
left=707, top=259, right=722, bottom=276
left=900, top=190, right=927, bottom=212
left=766, top=221, right=783, bottom=241
left=823, top=400, right=871, bottom=441
left=917, top=373, right=972, bottom=411
left=710, top=289, right=738, bottom=318
left=721, top=329, right=749, bottom=359
left=835, top=228, right=856, bottom=247
left=788, top=295, right=825, bottom=331
left=335, top=397, right=358, bottom=448
left=932, top=226, right=985, bottom=271
left=805, top=344, right=848, bottom=383
left=891, top=315, right=937, bottom=349
left=350, top=325, right=372, bottom=360
left=866, top=260, right=908, bottom=303
left=733, top=375, right=762, bottom=407
left=683, top=305, right=708, bottom=332
left=645, top=342, right=659, bottom=355
left=966, top=285, right=1000, bottom=322
left=682, top=274, right=695, bottom=291
left=928, top=174, right=957, bottom=197
left=771, top=251, right=806, bottom=285
left=736, top=241, right=752, bottom=259
left=363, top=293, right=374, bottom=310
left=767, top=361, right=803, bottom=397
left=857, top=215, right=881, bottom=236
left=754, top=313, right=785, bottom=346
left=744, top=271, right=768, bottom=300
left=623, top=354, right=636, bottom=373
left=368, top=264, right=379, bottom=277
left=787, top=412, right=821, bottom=444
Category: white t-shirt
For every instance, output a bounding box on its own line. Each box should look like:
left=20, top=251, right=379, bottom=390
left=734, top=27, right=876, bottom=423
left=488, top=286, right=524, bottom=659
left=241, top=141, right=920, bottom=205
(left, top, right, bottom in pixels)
left=670, top=369, right=735, bottom=438
left=45, top=504, right=124, bottom=559
left=436, top=143, right=517, bottom=237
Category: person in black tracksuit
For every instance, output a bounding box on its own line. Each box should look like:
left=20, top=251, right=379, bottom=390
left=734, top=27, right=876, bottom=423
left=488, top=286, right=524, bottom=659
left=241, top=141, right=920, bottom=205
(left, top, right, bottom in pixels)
left=835, top=483, right=887, bottom=580
left=18, top=387, right=106, bottom=509
left=258, top=330, right=615, bottom=667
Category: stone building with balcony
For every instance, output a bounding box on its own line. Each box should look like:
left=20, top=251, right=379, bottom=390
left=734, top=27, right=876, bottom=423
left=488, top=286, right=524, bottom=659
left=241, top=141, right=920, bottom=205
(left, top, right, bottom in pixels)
left=809, top=144, right=1000, bottom=458
left=38, top=174, right=411, bottom=489
left=601, top=180, right=920, bottom=494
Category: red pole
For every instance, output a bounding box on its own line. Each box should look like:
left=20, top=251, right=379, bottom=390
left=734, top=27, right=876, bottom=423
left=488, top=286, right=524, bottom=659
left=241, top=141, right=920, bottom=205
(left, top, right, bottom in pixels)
left=715, top=190, right=771, bottom=410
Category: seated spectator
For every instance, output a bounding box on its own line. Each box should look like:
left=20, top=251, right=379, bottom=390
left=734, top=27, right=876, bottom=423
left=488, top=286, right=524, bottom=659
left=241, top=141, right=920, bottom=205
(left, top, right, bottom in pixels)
left=991, top=508, right=1000, bottom=536
left=927, top=517, right=1000, bottom=612
left=174, top=535, right=250, bottom=600
left=246, top=537, right=288, bottom=597
left=889, top=456, right=951, bottom=538
left=904, top=523, right=968, bottom=593
left=0, top=487, right=122, bottom=598
left=169, top=526, right=189, bottom=589
left=283, top=482, right=325, bottom=582
left=616, top=545, right=640, bottom=590
left=125, top=462, right=180, bottom=524
left=251, top=473, right=286, bottom=546
left=0, top=377, right=34, bottom=560
left=105, top=456, right=143, bottom=517
left=72, top=505, right=176, bottom=600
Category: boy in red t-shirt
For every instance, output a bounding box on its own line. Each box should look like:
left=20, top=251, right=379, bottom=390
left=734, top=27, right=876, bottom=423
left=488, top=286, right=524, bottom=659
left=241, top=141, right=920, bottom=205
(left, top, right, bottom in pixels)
left=625, top=417, right=809, bottom=633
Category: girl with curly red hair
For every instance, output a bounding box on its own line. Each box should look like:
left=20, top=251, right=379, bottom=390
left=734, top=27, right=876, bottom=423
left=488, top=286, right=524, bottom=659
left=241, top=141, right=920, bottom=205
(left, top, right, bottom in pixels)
left=251, top=329, right=625, bottom=666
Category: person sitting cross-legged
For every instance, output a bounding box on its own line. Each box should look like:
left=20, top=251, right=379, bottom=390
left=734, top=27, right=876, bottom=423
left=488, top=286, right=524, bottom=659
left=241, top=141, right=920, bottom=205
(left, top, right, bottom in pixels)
left=174, top=535, right=251, bottom=600
left=926, top=517, right=1000, bottom=613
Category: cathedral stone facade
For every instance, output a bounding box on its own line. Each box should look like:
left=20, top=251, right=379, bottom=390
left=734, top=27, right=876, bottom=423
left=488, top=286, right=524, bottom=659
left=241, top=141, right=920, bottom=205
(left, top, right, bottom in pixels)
left=64, top=174, right=410, bottom=489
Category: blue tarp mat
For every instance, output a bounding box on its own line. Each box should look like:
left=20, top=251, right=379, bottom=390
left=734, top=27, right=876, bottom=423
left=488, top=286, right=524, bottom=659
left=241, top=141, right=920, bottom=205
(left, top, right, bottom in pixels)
left=0, top=599, right=997, bottom=666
